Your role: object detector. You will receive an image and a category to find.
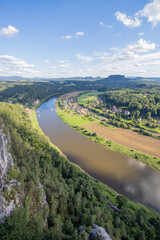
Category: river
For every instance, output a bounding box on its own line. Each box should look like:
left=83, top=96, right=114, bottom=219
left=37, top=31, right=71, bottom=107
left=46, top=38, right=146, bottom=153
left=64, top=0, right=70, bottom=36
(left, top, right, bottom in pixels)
left=37, top=97, right=160, bottom=212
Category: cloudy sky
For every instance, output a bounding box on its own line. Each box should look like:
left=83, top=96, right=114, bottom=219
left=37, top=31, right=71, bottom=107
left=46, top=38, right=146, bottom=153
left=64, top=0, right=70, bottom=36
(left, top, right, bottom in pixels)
left=0, top=0, right=160, bottom=78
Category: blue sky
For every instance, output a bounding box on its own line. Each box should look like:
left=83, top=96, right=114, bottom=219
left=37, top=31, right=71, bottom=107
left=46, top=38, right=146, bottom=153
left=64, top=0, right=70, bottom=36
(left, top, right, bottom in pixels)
left=0, top=0, right=160, bottom=78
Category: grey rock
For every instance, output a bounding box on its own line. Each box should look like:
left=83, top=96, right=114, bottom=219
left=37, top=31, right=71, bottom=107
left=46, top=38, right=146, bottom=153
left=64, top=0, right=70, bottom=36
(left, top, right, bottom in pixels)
left=4, top=179, right=20, bottom=191
left=38, top=181, right=49, bottom=209
left=37, top=181, right=49, bottom=229
left=88, top=224, right=112, bottom=240
left=0, top=129, right=13, bottom=188
left=78, top=225, right=86, bottom=233
left=0, top=129, right=21, bottom=222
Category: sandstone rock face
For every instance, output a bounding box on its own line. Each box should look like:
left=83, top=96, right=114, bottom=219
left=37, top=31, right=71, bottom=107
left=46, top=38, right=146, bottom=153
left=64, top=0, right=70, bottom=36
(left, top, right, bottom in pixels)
left=88, top=224, right=112, bottom=240
left=0, top=129, right=13, bottom=188
left=38, top=182, right=49, bottom=209
left=0, top=129, right=21, bottom=222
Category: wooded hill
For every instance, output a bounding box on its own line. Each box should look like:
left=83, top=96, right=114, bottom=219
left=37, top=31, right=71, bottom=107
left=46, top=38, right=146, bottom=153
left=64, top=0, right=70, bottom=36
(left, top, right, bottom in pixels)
left=0, top=102, right=160, bottom=239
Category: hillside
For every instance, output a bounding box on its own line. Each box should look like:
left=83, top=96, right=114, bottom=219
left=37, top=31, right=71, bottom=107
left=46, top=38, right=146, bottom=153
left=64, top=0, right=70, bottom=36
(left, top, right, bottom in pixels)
left=0, top=102, right=160, bottom=239
left=97, top=75, right=134, bottom=88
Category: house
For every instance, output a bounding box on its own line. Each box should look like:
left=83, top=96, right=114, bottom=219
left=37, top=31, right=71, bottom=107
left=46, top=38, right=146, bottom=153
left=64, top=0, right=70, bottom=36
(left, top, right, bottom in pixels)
left=25, top=108, right=30, bottom=114
left=112, top=105, right=117, bottom=111
left=124, top=110, right=130, bottom=115
left=112, top=105, right=120, bottom=113
left=33, top=99, right=39, bottom=105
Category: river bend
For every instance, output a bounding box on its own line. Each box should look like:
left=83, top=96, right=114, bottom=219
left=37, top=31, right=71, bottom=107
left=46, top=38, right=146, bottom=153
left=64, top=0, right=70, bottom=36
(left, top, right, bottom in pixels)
left=37, top=97, right=160, bottom=212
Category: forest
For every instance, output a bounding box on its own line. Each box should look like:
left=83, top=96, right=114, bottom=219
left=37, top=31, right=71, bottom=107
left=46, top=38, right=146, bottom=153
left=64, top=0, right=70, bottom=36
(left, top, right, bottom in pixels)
left=100, top=87, right=160, bottom=119
left=0, top=80, right=104, bottom=107
left=1, top=102, right=160, bottom=240
left=0, top=80, right=160, bottom=239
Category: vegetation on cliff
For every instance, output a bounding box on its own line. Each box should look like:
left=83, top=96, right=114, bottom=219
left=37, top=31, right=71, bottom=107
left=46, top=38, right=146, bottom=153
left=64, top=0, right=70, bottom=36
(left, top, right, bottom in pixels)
left=0, top=80, right=160, bottom=239
left=0, top=101, right=160, bottom=239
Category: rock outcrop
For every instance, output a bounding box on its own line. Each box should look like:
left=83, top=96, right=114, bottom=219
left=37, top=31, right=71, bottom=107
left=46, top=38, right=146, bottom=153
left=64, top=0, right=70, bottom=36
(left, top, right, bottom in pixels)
left=0, top=129, right=21, bottom=222
left=88, top=224, right=112, bottom=240
left=0, top=129, right=13, bottom=188
left=0, top=128, right=49, bottom=224
left=38, top=182, right=49, bottom=209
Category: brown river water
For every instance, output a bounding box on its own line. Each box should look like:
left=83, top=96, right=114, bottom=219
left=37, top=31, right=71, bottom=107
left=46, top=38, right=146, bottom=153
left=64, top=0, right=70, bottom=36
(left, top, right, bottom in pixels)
left=37, top=97, right=160, bottom=212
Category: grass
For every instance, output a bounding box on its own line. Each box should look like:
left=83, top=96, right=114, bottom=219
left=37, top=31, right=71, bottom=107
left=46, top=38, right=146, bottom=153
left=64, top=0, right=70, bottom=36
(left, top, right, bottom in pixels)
left=57, top=109, right=97, bottom=126
left=56, top=100, right=160, bottom=172
left=30, top=109, right=64, bottom=155
left=78, top=91, right=99, bottom=105
left=30, top=110, right=40, bottom=130
left=139, top=122, right=160, bottom=134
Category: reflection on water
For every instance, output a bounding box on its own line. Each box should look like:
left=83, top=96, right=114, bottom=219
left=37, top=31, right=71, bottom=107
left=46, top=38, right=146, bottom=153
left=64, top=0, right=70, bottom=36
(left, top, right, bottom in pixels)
left=37, top=97, right=160, bottom=212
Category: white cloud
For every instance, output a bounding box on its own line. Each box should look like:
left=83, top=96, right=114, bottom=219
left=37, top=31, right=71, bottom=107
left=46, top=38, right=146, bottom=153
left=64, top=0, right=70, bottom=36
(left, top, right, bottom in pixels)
left=127, top=39, right=155, bottom=53
left=100, top=22, right=113, bottom=28
left=97, top=38, right=159, bottom=77
left=110, top=47, right=119, bottom=51
left=59, top=64, right=69, bottom=68
left=0, top=25, right=19, bottom=37
left=75, top=31, right=84, bottom=38
left=61, top=35, right=74, bottom=40
left=111, top=39, right=155, bottom=61
left=0, top=55, right=34, bottom=68
left=137, top=0, right=160, bottom=27
left=137, top=51, right=160, bottom=62
left=49, top=65, right=58, bottom=70
left=112, top=50, right=139, bottom=61
left=94, top=51, right=109, bottom=60
left=115, top=0, right=160, bottom=29
left=138, top=32, right=144, bottom=36
left=115, top=11, right=142, bottom=28
left=62, top=31, right=84, bottom=40
left=100, top=21, right=104, bottom=26
left=76, top=54, right=94, bottom=63
left=44, top=60, right=50, bottom=63
left=58, top=60, right=69, bottom=63
left=43, top=38, right=159, bottom=78
left=48, top=62, right=70, bottom=72
left=0, top=55, right=38, bottom=76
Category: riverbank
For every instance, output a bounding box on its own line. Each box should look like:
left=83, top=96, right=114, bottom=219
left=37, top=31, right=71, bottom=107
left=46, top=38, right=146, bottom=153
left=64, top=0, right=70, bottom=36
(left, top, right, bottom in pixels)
left=30, top=107, right=120, bottom=203
left=56, top=99, right=160, bottom=172
left=83, top=122, right=160, bottom=158
left=30, top=109, right=65, bottom=156
left=32, top=98, right=160, bottom=212
left=24, top=101, right=160, bottom=239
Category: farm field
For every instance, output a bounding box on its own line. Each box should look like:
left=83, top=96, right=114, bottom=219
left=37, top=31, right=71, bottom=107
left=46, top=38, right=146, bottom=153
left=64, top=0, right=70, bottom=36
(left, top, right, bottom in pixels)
left=58, top=91, right=85, bottom=100
left=78, top=91, right=99, bottom=105
left=83, top=122, right=160, bottom=158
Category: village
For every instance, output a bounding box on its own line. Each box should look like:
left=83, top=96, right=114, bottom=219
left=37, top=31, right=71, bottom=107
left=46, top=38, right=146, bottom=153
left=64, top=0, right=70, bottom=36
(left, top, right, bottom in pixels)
left=60, top=97, right=137, bottom=119
left=24, top=99, right=40, bottom=115
left=59, top=95, right=160, bottom=138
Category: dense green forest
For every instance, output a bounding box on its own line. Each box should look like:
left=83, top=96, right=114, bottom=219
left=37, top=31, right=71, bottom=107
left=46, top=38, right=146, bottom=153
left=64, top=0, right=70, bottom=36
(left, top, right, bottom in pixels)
left=1, top=103, right=160, bottom=239
left=100, top=87, right=160, bottom=119
left=0, top=81, right=75, bottom=106
left=0, top=80, right=160, bottom=239
left=0, top=80, right=104, bottom=107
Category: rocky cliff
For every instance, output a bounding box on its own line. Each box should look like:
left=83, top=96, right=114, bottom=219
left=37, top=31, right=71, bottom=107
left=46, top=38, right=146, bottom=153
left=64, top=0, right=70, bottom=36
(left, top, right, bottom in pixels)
left=88, top=224, right=112, bottom=240
left=0, top=129, right=22, bottom=222
left=0, top=128, right=49, bottom=224
left=0, top=129, right=13, bottom=188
